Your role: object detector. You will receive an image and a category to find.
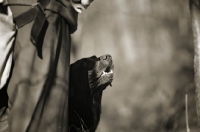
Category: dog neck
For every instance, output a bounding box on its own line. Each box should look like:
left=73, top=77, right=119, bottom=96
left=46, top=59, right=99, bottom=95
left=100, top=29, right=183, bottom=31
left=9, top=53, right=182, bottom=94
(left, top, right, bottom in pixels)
left=91, top=90, right=103, bottom=131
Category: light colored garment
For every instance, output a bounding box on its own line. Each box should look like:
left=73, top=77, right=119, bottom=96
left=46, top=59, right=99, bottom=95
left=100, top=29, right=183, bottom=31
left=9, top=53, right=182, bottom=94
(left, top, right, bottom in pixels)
left=0, top=6, right=16, bottom=89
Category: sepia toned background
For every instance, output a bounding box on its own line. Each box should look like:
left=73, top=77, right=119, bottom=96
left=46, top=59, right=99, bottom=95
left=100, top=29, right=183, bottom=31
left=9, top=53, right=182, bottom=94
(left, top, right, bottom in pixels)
left=70, top=0, right=197, bottom=131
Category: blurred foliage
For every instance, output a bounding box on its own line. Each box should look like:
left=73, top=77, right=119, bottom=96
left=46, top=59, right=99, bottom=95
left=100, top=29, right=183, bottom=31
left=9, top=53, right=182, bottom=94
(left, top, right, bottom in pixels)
left=70, top=0, right=197, bottom=131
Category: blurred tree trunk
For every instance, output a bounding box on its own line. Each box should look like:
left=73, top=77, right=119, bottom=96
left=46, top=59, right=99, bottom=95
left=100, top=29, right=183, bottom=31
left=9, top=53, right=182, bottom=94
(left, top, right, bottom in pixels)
left=190, top=0, right=200, bottom=127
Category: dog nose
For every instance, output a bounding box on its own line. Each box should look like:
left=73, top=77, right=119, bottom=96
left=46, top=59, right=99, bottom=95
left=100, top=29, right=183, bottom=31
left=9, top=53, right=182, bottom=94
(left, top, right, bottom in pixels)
left=81, top=0, right=90, bottom=8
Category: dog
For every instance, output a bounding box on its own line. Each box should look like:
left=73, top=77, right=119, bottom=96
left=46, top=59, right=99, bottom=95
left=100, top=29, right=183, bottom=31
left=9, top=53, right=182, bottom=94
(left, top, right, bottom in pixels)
left=69, top=54, right=114, bottom=132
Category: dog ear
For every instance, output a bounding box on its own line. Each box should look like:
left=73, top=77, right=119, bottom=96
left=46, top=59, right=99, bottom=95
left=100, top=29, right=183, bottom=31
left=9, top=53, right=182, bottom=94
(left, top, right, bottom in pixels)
left=69, top=60, right=82, bottom=98
left=69, top=83, right=74, bottom=98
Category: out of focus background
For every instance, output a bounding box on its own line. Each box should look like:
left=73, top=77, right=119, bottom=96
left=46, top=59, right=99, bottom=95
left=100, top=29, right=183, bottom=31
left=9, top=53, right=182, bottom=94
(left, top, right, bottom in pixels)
left=70, top=0, right=197, bottom=131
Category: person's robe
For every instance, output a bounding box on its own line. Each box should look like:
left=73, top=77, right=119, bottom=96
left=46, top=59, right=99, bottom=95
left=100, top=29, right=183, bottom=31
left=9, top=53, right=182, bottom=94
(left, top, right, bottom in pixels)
left=0, top=2, right=78, bottom=132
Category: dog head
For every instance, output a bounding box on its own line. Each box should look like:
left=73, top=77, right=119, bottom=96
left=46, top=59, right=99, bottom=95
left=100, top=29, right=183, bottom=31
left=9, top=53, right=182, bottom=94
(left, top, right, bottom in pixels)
left=87, top=55, right=114, bottom=94
left=69, top=54, right=114, bottom=97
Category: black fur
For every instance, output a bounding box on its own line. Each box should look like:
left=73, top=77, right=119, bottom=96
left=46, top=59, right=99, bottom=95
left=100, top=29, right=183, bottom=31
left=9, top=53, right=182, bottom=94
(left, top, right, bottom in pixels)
left=69, top=55, right=114, bottom=132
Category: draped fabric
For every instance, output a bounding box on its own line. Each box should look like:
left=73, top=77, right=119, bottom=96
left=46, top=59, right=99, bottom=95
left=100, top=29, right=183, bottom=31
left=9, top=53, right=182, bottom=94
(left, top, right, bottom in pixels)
left=0, top=6, right=16, bottom=90
left=0, top=4, right=16, bottom=132
left=0, top=3, right=78, bottom=132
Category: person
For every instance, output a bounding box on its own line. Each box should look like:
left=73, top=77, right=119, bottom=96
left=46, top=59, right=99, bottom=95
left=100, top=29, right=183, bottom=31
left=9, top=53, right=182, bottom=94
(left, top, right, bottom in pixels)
left=0, top=0, right=94, bottom=131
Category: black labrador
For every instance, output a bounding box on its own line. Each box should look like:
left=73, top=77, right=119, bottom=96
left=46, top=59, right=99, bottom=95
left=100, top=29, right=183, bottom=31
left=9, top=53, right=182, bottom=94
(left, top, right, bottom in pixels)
left=69, top=54, right=114, bottom=132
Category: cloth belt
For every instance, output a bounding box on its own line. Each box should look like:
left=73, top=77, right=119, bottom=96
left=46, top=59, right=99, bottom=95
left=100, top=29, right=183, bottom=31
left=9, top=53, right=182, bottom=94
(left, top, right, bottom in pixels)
left=4, top=0, right=50, bottom=52
left=3, top=0, right=78, bottom=58
left=3, top=0, right=78, bottom=33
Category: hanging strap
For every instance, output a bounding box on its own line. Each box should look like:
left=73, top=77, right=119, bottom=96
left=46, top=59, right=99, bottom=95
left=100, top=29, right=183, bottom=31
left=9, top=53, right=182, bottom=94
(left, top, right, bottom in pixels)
left=30, top=1, right=50, bottom=47
left=30, top=2, right=48, bottom=50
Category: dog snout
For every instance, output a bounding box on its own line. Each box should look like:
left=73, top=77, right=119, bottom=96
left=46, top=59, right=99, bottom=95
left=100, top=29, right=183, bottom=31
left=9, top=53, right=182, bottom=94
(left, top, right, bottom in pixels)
left=81, top=0, right=90, bottom=8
